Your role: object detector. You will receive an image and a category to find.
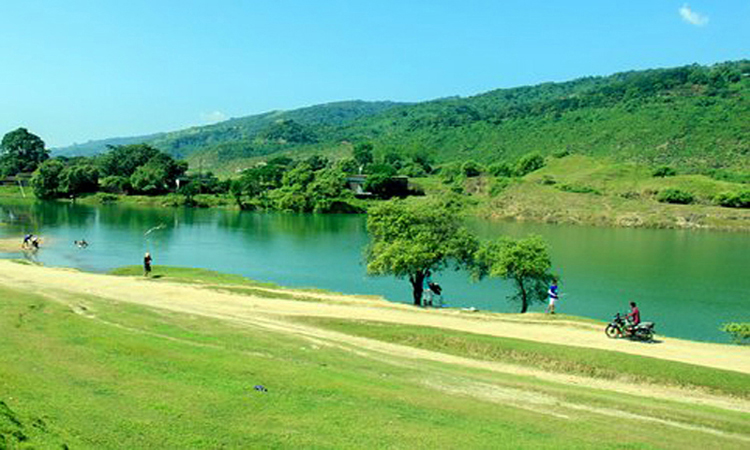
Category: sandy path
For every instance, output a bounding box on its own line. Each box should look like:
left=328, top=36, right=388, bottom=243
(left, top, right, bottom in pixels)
left=1, top=260, right=747, bottom=375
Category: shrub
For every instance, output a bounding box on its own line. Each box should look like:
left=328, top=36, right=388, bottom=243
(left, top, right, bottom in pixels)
left=515, top=153, right=545, bottom=177
left=539, top=175, right=556, bottom=186
left=714, top=191, right=750, bottom=208
left=559, top=184, right=601, bottom=195
left=488, top=162, right=513, bottom=177
left=652, top=166, right=677, bottom=177
left=438, top=162, right=462, bottom=184
left=656, top=188, right=694, bottom=204
left=490, top=177, right=512, bottom=196
left=720, top=322, right=750, bottom=345
left=552, top=149, right=571, bottom=158
left=461, top=161, right=483, bottom=178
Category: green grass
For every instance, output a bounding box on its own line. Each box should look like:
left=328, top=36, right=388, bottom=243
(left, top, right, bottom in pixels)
left=109, top=265, right=339, bottom=299
left=1, top=286, right=748, bottom=448
left=293, top=317, right=750, bottom=399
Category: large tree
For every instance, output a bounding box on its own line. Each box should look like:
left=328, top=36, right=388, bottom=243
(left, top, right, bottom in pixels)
left=366, top=198, right=477, bottom=306
left=30, top=159, right=64, bottom=199
left=0, top=128, right=49, bottom=176
left=473, top=235, right=554, bottom=313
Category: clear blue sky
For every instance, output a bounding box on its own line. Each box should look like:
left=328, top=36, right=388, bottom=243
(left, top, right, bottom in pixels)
left=1, top=1, right=748, bottom=147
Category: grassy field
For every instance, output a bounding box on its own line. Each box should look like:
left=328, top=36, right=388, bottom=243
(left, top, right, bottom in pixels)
left=1, top=270, right=749, bottom=449
left=293, top=317, right=750, bottom=398
left=411, top=155, right=750, bottom=231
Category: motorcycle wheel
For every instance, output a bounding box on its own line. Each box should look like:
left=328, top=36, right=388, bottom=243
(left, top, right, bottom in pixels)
left=605, top=325, right=621, bottom=339
left=641, top=330, right=654, bottom=342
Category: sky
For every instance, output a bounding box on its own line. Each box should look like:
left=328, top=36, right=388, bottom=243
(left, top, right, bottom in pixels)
left=1, top=1, right=748, bottom=148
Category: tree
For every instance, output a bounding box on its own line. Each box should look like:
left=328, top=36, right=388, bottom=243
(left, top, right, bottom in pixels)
left=0, top=128, right=49, bottom=176
left=366, top=199, right=478, bottom=306
left=60, top=164, right=99, bottom=197
left=473, top=235, right=554, bottom=313
left=515, top=153, right=545, bottom=177
left=98, top=144, right=160, bottom=178
left=30, top=159, right=64, bottom=199
left=353, top=142, right=374, bottom=170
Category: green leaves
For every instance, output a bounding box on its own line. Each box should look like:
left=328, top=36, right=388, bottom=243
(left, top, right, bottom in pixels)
left=473, top=235, right=553, bottom=313
left=0, top=128, right=48, bottom=176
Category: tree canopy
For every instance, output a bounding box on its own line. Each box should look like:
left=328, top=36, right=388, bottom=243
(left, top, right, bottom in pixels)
left=0, top=128, right=49, bottom=176
left=473, top=235, right=554, bottom=313
left=366, top=198, right=477, bottom=305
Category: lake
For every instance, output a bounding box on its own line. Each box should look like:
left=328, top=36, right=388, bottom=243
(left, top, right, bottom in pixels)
left=1, top=200, right=748, bottom=343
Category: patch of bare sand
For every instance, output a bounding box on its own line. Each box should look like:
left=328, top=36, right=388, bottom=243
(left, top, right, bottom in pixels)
left=0, top=237, right=24, bottom=252
left=1, top=259, right=749, bottom=418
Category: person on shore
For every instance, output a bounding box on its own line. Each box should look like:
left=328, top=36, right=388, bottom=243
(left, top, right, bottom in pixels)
left=22, top=234, right=33, bottom=248
left=545, top=279, right=559, bottom=314
left=144, top=252, right=152, bottom=277
left=31, top=236, right=40, bottom=249
left=423, top=270, right=434, bottom=306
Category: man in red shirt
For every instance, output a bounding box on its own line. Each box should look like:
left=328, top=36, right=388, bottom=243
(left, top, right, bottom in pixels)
left=626, top=301, right=640, bottom=334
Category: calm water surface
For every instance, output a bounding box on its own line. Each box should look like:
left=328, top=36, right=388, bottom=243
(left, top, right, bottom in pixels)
left=1, top=201, right=748, bottom=343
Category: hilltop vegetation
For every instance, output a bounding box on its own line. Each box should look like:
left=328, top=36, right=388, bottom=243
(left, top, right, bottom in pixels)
left=54, top=60, right=750, bottom=178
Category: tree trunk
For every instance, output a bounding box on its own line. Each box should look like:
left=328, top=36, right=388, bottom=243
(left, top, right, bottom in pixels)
left=410, top=271, right=425, bottom=306
left=518, top=278, right=529, bottom=313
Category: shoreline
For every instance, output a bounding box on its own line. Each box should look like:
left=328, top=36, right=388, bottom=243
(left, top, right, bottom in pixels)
left=0, top=259, right=746, bottom=360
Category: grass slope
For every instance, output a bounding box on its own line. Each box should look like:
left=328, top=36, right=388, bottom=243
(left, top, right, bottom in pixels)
left=1, top=277, right=749, bottom=448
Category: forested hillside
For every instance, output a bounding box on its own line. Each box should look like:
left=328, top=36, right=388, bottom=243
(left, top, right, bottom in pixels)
left=55, top=61, right=750, bottom=174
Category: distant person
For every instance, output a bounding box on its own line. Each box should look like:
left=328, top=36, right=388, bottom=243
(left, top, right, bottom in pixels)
left=22, top=234, right=33, bottom=248
left=74, top=240, right=89, bottom=248
left=423, top=270, right=434, bottom=306
left=545, top=279, right=559, bottom=314
left=31, top=236, right=40, bottom=249
left=144, top=252, right=152, bottom=277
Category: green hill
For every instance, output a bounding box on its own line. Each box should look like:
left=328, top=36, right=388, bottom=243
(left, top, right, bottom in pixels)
left=54, top=60, right=750, bottom=175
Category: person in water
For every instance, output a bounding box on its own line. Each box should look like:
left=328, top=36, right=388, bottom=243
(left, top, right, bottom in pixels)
left=546, top=279, right=559, bottom=314
left=74, top=240, right=89, bottom=248
left=143, top=252, right=152, bottom=277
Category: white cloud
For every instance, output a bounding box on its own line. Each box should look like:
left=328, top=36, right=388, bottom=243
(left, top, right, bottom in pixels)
left=201, top=111, right=228, bottom=124
left=679, top=4, right=709, bottom=27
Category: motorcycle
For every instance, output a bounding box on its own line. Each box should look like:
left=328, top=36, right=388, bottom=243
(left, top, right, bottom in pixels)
left=605, top=312, right=655, bottom=342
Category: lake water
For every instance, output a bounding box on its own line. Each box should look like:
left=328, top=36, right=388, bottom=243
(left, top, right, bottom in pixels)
left=1, top=201, right=748, bottom=343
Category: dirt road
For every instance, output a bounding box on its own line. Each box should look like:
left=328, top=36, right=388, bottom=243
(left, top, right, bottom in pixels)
left=1, top=260, right=747, bottom=374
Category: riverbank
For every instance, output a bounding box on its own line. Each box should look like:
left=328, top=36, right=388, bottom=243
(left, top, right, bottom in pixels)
left=3, top=156, right=750, bottom=232
left=1, top=260, right=748, bottom=448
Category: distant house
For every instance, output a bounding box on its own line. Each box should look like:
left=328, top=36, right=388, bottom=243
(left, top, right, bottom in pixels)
left=346, top=175, right=371, bottom=197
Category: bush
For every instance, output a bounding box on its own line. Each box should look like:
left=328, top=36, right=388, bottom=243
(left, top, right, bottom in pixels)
left=515, top=153, right=545, bottom=177
left=539, top=175, right=556, bottom=186
left=714, top=191, right=750, bottom=208
left=488, top=162, right=513, bottom=177
left=558, top=184, right=601, bottom=195
left=656, top=188, right=694, bottom=204
left=399, top=162, right=427, bottom=178
left=438, top=162, right=462, bottom=184
left=490, top=177, right=512, bottom=196
left=552, top=149, right=571, bottom=158
left=652, top=166, right=677, bottom=177
left=461, top=161, right=483, bottom=178
left=100, top=175, right=131, bottom=194
left=720, top=322, right=750, bottom=345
